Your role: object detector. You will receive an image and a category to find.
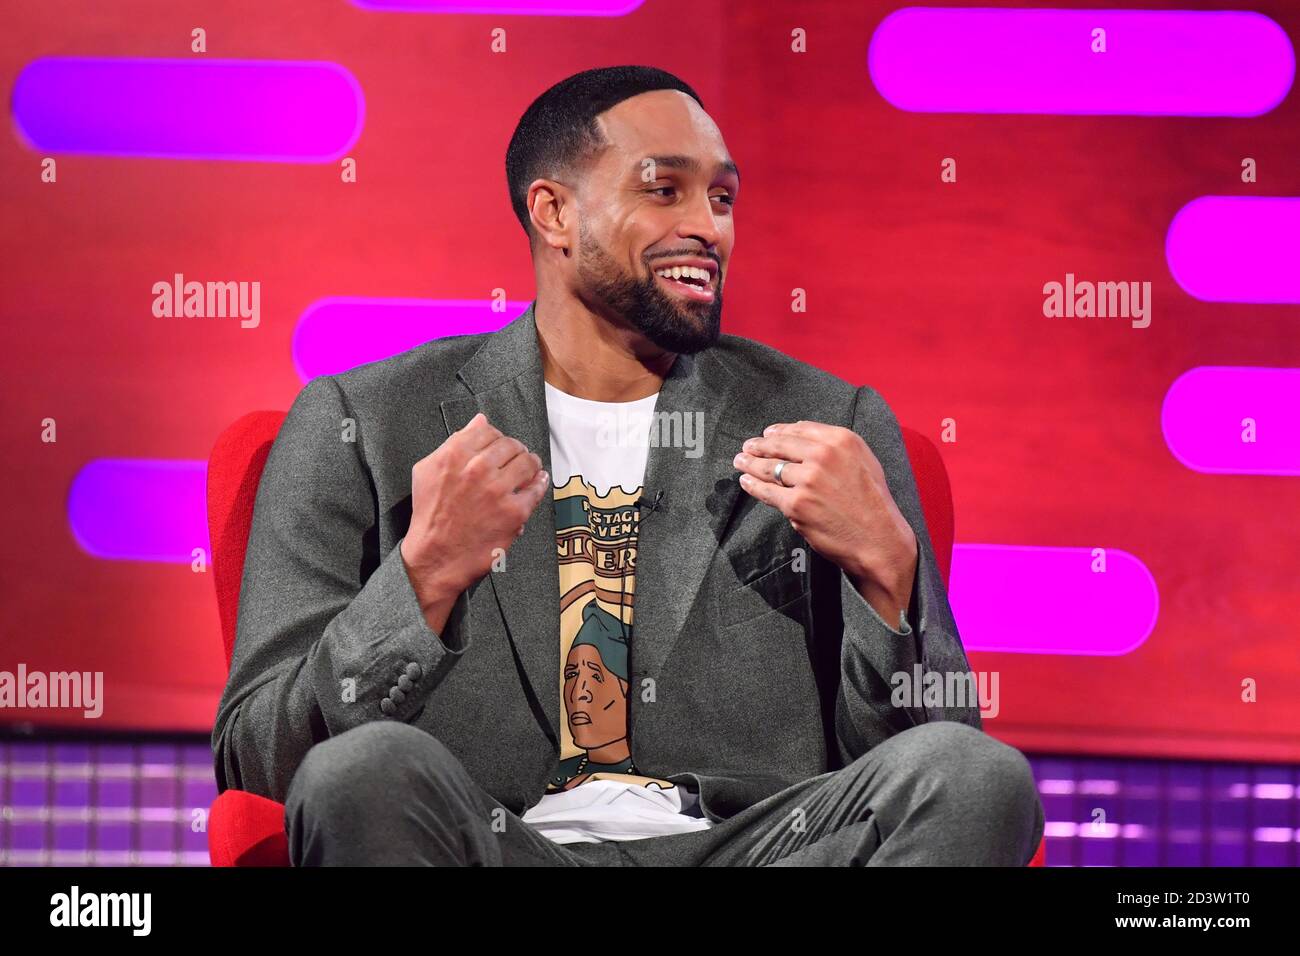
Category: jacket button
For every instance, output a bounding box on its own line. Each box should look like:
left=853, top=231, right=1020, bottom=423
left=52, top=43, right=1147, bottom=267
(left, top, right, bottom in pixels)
left=380, top=698, right=396, bottom=716
left=406, top=662, right=422, bottom=681
left=397, top=675, right=413, bottom=692
left=389, top=687, right=406, bottom=705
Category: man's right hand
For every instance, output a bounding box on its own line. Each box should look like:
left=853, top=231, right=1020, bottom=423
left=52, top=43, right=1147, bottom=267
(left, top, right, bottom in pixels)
left=399, top=412, right=550, bottom=631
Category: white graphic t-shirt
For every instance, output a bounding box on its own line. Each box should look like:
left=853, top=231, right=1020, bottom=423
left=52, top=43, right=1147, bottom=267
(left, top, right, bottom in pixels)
left=518, top=382, right=714, bottom=844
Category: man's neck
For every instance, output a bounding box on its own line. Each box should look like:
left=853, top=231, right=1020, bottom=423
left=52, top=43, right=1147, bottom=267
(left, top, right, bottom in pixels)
left=535, top=295, right=675, bottom=402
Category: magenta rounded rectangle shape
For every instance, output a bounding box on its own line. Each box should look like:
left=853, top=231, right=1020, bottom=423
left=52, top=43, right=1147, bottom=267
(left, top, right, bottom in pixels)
left=1162, top=366, right=1300, bottom=476
left=12, top=57, right=364, bottom=162
left=1166, top=196, right=1300, bottom=303
left=293, top=297, right=526, bottom=381
left=868, top=7, right=1294, bottom=116
left=67, top=459, right=210, bottom=563
left=351, top=0, right=645, bottom=13
left=949, top=544, right=1158, bottom=655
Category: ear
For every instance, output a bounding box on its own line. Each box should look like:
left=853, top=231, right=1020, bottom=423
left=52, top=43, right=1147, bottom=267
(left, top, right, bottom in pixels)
left=527, top=178, right=574, bottom=256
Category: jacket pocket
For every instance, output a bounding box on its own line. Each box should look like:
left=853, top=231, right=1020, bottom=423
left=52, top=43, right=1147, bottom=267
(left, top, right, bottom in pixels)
left=717, top=554, right=810, bottom=628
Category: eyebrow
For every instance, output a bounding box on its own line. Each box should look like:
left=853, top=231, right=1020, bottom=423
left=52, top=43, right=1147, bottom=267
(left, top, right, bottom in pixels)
left=638, top=154, right=740, bottom=186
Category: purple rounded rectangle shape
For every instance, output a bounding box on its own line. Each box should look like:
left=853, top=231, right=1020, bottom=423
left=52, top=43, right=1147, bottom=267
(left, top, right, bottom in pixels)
left=1162, top=366, right=1300, bottom=476
left=868, top=8, right=1294, bottom=116
left=68, top=459, right=210, bottom=563
left=351, top=0, right=645, bottom=13
left=949, top=544, right=1158, bottom=655
left=293, top=297, right=526, bottom=381
left=1166, top=197, right=1300, bottom=303
left=12, top=57, right=364, bottom=162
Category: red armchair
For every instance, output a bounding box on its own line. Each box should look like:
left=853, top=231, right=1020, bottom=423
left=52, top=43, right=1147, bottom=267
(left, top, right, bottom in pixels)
left=207, top=411, right=292, bottom=867
left=205, top=410, right=1046, bottom=867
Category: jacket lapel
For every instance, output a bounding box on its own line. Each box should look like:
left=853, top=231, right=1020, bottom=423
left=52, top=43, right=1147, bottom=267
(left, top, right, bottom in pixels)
left=628, top=345, right=750, bottom=682
left=440, top=303, right=562, bottom=745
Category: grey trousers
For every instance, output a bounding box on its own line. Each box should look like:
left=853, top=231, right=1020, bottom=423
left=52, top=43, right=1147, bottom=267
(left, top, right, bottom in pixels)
left=284, top=720, right=1044, bottom=866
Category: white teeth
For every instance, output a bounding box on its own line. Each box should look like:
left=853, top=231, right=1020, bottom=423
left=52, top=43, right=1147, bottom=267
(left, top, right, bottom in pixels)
left=655, top=265, right=711, bottom=284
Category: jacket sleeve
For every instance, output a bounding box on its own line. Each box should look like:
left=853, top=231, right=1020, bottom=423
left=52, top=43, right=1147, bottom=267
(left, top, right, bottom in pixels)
left=210, top=375, right=473, bottom=804
left=833, top=384, right=981, bottom=765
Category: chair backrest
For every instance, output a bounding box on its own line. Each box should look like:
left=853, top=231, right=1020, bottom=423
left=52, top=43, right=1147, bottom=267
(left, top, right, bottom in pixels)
left=205, top=413, right=956, bottom=673
left=899, top=426, right=955, bottom=587
left=207, top=411, right=287, bottom=670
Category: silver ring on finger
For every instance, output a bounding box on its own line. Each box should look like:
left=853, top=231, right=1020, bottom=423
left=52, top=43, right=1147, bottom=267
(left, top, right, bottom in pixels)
left=773, top=460, right=791, bottom=487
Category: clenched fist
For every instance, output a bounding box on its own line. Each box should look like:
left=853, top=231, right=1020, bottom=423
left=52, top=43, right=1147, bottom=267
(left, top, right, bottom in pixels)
left=733, top=420, right=918, bottom=628
left=399, top=412, right=550, bottom=631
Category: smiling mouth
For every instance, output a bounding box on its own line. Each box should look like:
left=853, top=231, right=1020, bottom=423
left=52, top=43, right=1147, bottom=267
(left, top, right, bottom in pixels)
left=653, top=268, right=716, bottom=302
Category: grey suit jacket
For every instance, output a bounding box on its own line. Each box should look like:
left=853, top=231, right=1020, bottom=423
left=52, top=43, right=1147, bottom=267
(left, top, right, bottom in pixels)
left=211, top=301, right=980, bottom=822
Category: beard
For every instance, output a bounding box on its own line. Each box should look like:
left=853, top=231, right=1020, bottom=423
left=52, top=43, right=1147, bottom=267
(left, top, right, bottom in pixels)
left=576, top=221, right=723, bottom=355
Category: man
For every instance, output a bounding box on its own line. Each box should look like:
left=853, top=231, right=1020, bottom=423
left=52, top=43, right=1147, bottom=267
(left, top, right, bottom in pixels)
left=212, top=65, right=1044, bottom=866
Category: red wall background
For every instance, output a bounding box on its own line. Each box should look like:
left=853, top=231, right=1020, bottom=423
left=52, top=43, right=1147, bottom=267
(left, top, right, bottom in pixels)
left=2, top=0, right=1297, bottom=763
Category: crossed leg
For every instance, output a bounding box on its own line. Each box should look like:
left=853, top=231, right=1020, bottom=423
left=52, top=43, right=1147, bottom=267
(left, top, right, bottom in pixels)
left=283, top=719, right=1043, bottom=866
left=683, top=721, right=1044, bottom=867
left=284, top=721, right=604, bottom=866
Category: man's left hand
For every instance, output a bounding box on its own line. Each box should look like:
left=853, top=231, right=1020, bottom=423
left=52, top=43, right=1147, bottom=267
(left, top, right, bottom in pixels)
left=732, top=421, right=918, bottom=628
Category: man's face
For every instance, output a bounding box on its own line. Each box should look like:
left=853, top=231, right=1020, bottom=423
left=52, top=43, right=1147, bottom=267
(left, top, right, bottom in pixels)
left=570, top=90, right=739, bottom=355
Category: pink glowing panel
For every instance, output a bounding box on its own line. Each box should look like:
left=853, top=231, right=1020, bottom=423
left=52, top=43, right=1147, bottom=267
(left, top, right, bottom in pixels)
left=293, top=298, right=526, bottom=381
left=1162, top=367, right=1300, bottom=476
left=67, top=460, right=210, bottom=563
left=1166, top=197, right=1300, bottom=303
left=949, top=544, right=1158, bottom=655
left=868, top=8, right=1294, bottom=115
left=12, top=58, right=363, bottom=162
left=351, top=0, right=645, bottom=12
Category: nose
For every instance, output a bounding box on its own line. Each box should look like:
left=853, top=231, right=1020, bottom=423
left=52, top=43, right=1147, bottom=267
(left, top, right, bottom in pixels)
left=676, top=187, right=724, bottom=250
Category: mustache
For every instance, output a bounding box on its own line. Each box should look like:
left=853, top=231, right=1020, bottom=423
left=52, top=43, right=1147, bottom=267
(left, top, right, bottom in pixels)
left=646, top=251, right=721, bottom=268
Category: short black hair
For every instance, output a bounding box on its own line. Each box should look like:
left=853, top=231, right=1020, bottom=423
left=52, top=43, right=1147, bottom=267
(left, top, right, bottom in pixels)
left=505, top=65, right=705, bottom=241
